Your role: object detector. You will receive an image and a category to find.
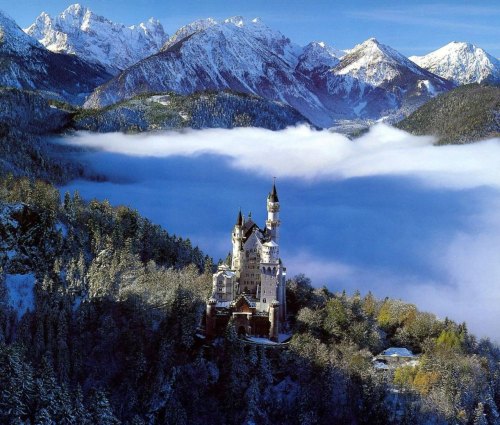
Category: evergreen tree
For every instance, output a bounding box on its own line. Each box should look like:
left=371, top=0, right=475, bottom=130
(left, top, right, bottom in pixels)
left=88, top=389, right=120, bottom=425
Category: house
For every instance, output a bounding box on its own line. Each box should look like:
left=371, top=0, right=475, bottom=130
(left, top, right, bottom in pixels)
left=373, top=347, right=419, bottom=370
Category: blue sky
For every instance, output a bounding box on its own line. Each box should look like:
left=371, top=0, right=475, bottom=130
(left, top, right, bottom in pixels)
left=3, top=0, right=499, bottom=56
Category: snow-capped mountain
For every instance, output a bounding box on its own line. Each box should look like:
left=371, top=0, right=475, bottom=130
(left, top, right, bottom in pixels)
left=296, top=41, right=342, bottom=73
left=317, top=38, right=453, bottom=121
left=25, top=4, right=168, bottom=74
left=410, top=42, right=500, bottom=85
left=85, top=16, right=334, bottom=126
left=0, top=10, right=110, bottom=104
left=84, top=17, right=456, bottom=127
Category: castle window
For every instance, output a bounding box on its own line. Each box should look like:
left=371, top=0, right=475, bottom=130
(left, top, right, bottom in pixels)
left=263, top=298, right=267, bottom=303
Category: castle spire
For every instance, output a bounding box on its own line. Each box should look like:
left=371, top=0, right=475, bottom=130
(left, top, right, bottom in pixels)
left=266, top=179, right=280, bottom=242
left=269, top=178, right=279, bottom=202
left=236, top=208, right=243, bottom=226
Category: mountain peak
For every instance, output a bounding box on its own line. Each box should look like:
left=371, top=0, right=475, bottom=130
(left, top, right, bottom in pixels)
left=224, top=16, right=245, bottom=27
left=62, top=3, right=90, bottom=17
left=297, top=41, right=341, bottom=72
left=363, top=37, right=380, bottom=46
left=24, top=6, right=168, bottom=74
left=161, top=18, right=217, bottom=51
left=410, top=41, right=500, bottom=85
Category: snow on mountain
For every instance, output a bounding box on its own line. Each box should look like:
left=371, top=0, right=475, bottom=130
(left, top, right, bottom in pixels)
left=84, top=19, right=456, bottom=127
left=318, top=38, right=453, bottom=121
left=335, top=38, right=434, bottom=87
left=410, top=42, right=500, bottom=85
left=25, top=3, right=168, bottom=74
left=85, top=16, right=333, bottom=127
left=0, top=9, right=110, bottom=104
left=161, top=18, right=217, bottom=51
left=296, top=41, right=342, bottom=73
left=0, top=9, right=43, bottom=54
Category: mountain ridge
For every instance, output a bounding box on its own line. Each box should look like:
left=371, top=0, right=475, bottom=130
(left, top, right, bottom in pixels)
left=83, top=17, right=454, bottom=127
left=24, top=3, right=169, bottom=74
left=410, top=41, right=500, bottom=85
left=0, top=9, right=111, bottom=104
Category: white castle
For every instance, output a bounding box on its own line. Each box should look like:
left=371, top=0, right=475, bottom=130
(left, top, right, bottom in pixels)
left=205, top=183, right=286, bottom=341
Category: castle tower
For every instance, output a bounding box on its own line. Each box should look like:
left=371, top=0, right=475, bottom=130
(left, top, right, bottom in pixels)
left=231, top=209, right=243, bottom=270
left=269, top=300, right=280, bottom=341
left=206, top=297, right=217, bottom=338
left=266, top=182, right=280, bottom=243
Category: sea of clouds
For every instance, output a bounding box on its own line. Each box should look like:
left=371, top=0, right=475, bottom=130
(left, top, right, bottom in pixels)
left=61, top=124, right=500, bottom=340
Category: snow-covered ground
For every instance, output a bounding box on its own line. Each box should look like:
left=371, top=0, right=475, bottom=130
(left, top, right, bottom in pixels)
left=245, top=333, right=291, bottom=345
left=5, top=273, right=36, bottom=317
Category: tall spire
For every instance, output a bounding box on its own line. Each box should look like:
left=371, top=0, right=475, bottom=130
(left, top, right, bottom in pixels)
left=269, top=178, right=279, bottom=202
left=236, top=208, right=243, bottom=226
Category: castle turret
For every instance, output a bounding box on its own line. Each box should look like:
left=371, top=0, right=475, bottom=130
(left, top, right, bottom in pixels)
left=269, top=300, right=280, bottom=341
left=266, top=182, right=280, bottom=242
left=206, top=297, right=218, bottom=338
left=231, top=209, right=243, bottom=270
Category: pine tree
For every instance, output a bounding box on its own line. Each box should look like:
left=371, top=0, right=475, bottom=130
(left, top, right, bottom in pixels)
left=0, top=344, right=31, bottom=424
left=73, top=386, right=91, bottom=425
left=34, top=408, right=54, bottom=425
left=88, top=389, right=120, bottom=425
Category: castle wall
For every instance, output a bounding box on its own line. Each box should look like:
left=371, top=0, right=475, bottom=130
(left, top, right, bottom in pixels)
left=238, top=234, right=262, bottom=295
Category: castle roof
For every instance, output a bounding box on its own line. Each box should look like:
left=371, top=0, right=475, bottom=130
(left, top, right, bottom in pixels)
left=268, top=183, right=279, bottom=202
left=232, top=293, right=257, bottom=309
left=263, top=240, right=278, bottom=247
left=242, top=219, right=259, bottom=239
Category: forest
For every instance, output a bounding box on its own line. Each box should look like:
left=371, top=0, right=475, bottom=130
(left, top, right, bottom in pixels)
left=1, top=175, right=500, bottom=424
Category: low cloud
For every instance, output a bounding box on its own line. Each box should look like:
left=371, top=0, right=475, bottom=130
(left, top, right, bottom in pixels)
left=61, top=125, right=500, bottom=340
left=66, top=124, right=500, bottom=189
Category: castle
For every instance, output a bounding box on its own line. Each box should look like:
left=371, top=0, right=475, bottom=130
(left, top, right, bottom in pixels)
left=205, top=183, right=286, bottom=341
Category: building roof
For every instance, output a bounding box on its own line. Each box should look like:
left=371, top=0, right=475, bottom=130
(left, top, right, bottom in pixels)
left=236, top=209, right=243, bottom=226
left=268, top=183, right=279, bottom=202
left=263, top=240, right=278, bottom=247
left=232, top=293, right=257, bottom=309
left=380, top=347, right=415, bottom=357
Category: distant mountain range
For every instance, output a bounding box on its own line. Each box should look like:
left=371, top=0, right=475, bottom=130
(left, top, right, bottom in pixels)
left=0, top=9, right=110, bottom=104
left=82, top=17, right=454, bottom=127
left=25, top=4, right=169, bottom=75
left=0, top=4, right=498, bottom=130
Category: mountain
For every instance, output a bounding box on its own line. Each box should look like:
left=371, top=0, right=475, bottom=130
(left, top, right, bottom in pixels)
left=74, top=91, right=310, bottom=132
left=410, top=42, right=500, bottom=85
left=296, top=41, right=342, bottom=74
left=0, top=10, right=111, bottom=104
left=83, top=16, right=334, bottom=127
left=84, top=18, right=454, bottom=127
left=25, top=4, right=169, bottom=75
left=316, top=38, right=454, bottom=122
left=396, top=84, right=500, bottom=144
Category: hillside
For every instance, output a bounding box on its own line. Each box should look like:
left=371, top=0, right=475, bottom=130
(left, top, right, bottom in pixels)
left=396, top=84, right=500, bottom=144
left=0, top=88, right=83, bottom=182
left=1, top=177, right=500, bottom=424
left=73, top=91, right=310, bottom=132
